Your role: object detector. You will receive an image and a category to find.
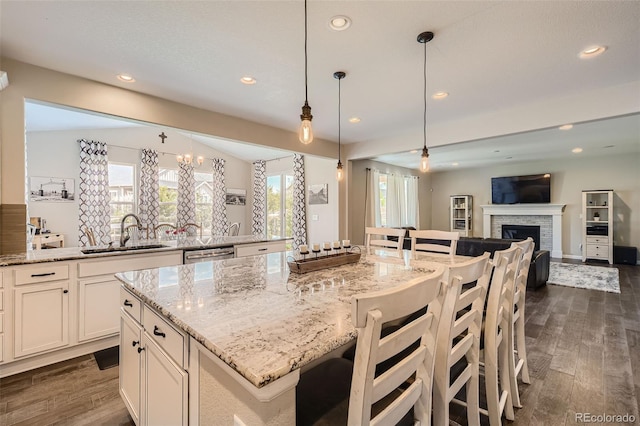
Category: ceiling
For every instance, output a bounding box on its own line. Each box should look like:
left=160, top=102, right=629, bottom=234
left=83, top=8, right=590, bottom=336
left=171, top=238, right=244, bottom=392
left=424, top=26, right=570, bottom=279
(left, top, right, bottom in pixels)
left=4, top=1, right=640, bottom=170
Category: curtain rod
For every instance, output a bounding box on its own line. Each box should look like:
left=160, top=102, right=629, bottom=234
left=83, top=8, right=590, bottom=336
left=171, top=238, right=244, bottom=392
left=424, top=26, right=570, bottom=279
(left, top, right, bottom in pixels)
left=366, top=167, right=419, bottom=179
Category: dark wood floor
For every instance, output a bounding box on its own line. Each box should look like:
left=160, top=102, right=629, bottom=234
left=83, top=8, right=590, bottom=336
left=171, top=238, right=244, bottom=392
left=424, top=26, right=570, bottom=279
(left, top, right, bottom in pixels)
left=1, top=261, right=638, bottom=426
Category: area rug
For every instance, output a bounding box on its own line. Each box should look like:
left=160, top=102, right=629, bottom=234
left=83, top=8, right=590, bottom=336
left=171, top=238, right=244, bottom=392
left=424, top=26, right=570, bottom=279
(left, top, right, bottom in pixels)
left=547, top=262, right=620, bottom=293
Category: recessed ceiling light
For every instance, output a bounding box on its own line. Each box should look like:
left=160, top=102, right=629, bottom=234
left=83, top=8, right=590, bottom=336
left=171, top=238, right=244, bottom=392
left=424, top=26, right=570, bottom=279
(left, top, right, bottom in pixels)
left=410, top=150, right=418, bottom=154
left=559, top=124, right=573, bottom=130
left=329, top=15, right=351, bottom=31
left=579, top=45, right=607, bottom=59
left=240, top=76, right=256, bottom=85
left=432, top=92, right=449, bottom=100
left=348, top=117, right=361, bottom=123
left=572, top=147, right=583, bottom=153
left=452, top=162, right=459, bottom=166
left=117, top=73, right=135, bottom=83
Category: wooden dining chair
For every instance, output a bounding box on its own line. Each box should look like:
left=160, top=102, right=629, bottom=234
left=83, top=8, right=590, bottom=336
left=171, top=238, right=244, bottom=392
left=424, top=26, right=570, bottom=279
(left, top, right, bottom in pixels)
left=227, top=222, right=240, bottom=236
left=432, top=252, right=492, bottom=426
left=409, top=229, right=460, bottom=259
left=153, top=223, right=177, bottom=240
left=506, top=237, right=535, bottom=408
left=481, top=245, right=520, bottom=425
left=297, top=266, right=453, bottom=425
left=181, top=222, right=202, bottom=238
left=365, top=227, right=406, bottom=256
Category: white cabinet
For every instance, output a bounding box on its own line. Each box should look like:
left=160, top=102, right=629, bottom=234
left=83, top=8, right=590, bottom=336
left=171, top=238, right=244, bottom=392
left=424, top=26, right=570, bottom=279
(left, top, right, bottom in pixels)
left=14, top=281, right=69, bottom=357
left=120, top=286, right=188, bottom=426
left=234, top=240, right=287, bottom=258
left=582, top=190, right=613, bottom=264
left=450, top=195, right=472, bottom=237
left=78, top=277, right=120, bottom=342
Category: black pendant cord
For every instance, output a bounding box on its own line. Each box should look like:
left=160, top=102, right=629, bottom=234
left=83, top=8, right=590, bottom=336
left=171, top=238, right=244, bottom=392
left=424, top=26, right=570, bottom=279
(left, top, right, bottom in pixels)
left=304, top=0, right=308, bottom=103
left=338, top=76, right=341, bottom=161
left=423, top=39, right=427, bottom=151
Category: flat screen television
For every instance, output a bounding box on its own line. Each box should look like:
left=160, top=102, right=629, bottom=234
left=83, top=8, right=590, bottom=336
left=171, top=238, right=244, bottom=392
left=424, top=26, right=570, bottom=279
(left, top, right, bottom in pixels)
left=491, top=173, right=551, bottom=204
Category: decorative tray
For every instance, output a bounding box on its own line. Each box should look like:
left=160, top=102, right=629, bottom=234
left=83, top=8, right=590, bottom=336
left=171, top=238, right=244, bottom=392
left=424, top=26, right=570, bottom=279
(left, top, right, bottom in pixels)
left=287, top=248, right=361, bottom=274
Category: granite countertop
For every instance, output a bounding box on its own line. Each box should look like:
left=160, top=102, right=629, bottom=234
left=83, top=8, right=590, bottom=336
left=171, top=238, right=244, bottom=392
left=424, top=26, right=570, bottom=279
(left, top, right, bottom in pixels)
left=115, top=248, right=468, bottom=388
left=0, top=235, right=289, bottom=267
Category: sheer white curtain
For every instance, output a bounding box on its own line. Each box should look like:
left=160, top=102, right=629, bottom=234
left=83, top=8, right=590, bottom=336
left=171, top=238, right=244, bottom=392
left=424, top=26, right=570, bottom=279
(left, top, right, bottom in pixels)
left=405, top=176, right=419, bottom=228
left=386, top=173, right=405, bottom=228
left=365, top=169, right=381, bottom=227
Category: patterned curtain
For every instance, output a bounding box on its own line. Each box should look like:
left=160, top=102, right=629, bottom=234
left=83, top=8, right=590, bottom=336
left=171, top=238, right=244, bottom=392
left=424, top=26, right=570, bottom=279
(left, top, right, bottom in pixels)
left=78, top=139, right=111, bottom=246
left=292, top=154, right=307, bottom=249
left=252, top=160, right=266, bottom=237
left=139, top=149, right=159, bottom=235
left=211, top=158, right=229, bottom=236
left=177, top=161, right=196, bottom=226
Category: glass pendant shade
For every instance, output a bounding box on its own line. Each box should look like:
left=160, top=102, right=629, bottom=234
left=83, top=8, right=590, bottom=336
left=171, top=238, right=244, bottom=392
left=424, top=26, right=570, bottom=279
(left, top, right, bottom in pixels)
left=336, top=161, right=344, bottom=181
left=420, top=147, right=430, bottom=172
left=299, top=119, right=313, bottom=144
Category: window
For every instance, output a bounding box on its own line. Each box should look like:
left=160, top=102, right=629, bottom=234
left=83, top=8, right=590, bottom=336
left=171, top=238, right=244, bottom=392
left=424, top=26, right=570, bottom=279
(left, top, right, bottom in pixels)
left=377, top=173, right=418, bottom=228
left=108, top=162, right=136, bottom=239
left=195, top=172, right=213, bottom=236
left=266, top=173, right=293, bottom=241
left=159, top=168, right=178, bottom=224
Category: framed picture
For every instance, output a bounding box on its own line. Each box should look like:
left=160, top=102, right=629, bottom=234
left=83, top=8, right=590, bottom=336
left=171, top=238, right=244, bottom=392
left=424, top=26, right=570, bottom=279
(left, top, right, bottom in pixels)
left=226, top=188, right=246, bottom=205
left=29, top=176, right=75, bottom=202
left=308, top=183, right=328, bottom=205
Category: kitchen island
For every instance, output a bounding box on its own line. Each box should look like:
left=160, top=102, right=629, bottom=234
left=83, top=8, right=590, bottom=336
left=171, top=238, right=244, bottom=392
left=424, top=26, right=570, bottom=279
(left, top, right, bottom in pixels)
left=115, top=248, right=470, bottom=425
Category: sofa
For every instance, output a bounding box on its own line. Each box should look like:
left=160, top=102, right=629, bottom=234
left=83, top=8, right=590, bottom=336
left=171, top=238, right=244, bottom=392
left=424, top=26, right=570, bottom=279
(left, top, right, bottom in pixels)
left=388, top=228, right=550, bottom=290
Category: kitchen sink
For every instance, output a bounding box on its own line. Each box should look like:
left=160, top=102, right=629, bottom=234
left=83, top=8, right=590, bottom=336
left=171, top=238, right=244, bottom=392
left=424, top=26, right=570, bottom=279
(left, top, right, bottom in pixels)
left=81, top=243, right=169, bottom=254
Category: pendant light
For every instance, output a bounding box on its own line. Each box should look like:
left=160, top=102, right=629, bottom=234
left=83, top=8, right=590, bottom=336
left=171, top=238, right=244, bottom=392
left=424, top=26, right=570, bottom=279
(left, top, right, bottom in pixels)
left=298, top=0, right=313, bottom=144
left=334, top=71, right=346, bottom=181
left=417, top=31, right=434, bottom=172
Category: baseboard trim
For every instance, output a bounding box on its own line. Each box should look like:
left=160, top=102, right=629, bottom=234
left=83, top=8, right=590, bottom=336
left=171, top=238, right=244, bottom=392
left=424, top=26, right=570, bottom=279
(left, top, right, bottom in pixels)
left=0, top=335, right=119, bottom=378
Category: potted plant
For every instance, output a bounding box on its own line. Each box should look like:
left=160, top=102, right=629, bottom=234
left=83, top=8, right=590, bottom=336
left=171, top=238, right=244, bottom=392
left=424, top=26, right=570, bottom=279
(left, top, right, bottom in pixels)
left=593, top=211, right=600, bottom=221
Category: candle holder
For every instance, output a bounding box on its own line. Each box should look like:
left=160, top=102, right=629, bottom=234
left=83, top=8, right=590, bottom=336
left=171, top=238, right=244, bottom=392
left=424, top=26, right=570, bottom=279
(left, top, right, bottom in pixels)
left=299, top=249, right=309, bottom=260
left=312, top=248, right=321, bottom=259
left=323, top=247, right=332, bottom=256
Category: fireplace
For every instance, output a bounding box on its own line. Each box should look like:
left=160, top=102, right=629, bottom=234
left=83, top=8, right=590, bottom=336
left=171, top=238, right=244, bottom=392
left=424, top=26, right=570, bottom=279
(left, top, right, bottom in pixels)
left=502, top=224, right=540, bottom=251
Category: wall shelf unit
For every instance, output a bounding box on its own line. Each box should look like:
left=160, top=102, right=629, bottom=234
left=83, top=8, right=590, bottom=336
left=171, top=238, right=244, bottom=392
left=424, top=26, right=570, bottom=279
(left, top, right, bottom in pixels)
left=450, top=195, right=472, bottom=237
left=581, top=190, right=613, bottom=264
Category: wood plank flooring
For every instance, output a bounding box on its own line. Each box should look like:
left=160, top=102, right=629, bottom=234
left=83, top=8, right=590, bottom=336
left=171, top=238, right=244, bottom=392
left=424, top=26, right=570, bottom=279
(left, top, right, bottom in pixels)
left=1, top=260, right=638, bottom=425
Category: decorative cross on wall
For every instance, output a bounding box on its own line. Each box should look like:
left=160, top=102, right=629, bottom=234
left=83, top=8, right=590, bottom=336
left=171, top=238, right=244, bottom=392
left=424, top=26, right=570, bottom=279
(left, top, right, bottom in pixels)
left=159, top=132, right=167, bottom=143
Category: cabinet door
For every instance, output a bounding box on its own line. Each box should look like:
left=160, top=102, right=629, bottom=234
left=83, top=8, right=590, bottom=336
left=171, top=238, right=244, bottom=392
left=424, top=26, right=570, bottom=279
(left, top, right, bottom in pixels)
left=142, top=333, right=188, bottom=426
left=78, top=277, right=120, bottom=341
left=120, top=312, right=143, bottom=425
left=14, top=281, right=69, bottom=357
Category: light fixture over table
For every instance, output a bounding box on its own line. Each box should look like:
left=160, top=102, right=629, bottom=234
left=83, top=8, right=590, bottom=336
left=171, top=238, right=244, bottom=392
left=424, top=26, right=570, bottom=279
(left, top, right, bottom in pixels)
left=417, top=31, right=434, bottom=173
left=334, top=71, right=346, bottom=181
left=298, top=0, right=313, bottom=144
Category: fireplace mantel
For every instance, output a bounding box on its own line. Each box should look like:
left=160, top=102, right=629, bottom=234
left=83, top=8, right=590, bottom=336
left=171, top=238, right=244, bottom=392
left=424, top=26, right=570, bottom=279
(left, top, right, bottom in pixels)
left=481, top=204, right=566, bottom=258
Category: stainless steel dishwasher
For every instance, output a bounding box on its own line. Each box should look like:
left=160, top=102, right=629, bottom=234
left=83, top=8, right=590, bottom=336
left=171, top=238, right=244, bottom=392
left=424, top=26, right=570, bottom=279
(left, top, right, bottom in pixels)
left=183, top=246, right=235, bottom=264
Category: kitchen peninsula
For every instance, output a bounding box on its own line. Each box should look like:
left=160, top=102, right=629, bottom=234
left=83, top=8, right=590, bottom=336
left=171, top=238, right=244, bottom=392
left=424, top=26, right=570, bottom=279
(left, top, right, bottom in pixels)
left=115, top=249, right=469, bottom=425
left=0, top=235, right=287, bottom=379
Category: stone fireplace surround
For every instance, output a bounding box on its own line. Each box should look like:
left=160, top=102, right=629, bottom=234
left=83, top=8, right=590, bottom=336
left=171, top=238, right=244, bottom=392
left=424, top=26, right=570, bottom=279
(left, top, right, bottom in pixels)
left=481, top=204, right=566, bottom=259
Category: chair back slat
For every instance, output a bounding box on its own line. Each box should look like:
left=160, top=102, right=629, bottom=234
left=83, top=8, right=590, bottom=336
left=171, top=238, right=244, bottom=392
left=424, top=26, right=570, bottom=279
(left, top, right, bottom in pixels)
left=410, top=229, right=460, bottom=258
left=365, top=227, right=406, bottom=255
left=348, top=268, right=450, bottom=425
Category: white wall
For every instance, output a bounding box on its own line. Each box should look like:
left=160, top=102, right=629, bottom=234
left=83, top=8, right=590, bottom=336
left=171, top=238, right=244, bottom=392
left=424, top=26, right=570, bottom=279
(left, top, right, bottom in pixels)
left=27, top=126, right=252, bottom=246
left=266, top=155, right=338, bottom=246
left=429, top=152, right=640, bottom=258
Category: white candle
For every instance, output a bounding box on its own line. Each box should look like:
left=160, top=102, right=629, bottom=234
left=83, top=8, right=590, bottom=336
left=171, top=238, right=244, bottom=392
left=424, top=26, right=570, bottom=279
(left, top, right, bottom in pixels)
left=312, top=244, right=320, bottom=251
left=299, top=244, right=308, bottom=253
left=323, top=242, right=331, bottom=250
left=342, top=239, right=350, bottom=247
left=333, top=241, right=341, bottom=249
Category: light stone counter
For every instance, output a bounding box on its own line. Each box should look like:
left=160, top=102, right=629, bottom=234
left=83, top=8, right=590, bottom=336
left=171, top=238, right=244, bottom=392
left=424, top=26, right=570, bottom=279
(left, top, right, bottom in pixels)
left=115, top=248, right=470, bottom=389
left=0, top=235, right=288, bottom=266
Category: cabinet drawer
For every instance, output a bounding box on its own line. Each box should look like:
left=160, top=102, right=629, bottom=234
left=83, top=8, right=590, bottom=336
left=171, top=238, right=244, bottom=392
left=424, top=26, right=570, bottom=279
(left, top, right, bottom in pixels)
left=586, top=236, right=608, bottom=245
left=587, top=244, right=609, bottom=258
left=235, top=241, right=286, bottom=258
left=78, top=252, right=182, bottom=278
left=120, top=286, right=142, bottom=324
left=143, top=305, right=185, bottom=368
left=15, top=264, right=69, bottom=285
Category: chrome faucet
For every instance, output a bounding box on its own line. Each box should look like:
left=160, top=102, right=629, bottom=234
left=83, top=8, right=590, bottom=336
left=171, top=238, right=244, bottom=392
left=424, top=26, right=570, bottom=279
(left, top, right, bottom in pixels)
left=120, top=213, right=142, bottom=247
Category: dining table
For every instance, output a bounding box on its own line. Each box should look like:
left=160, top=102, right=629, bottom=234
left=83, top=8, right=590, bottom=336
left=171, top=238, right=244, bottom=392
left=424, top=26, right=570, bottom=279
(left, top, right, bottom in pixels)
left=115, top=246, right=473, bottom=425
